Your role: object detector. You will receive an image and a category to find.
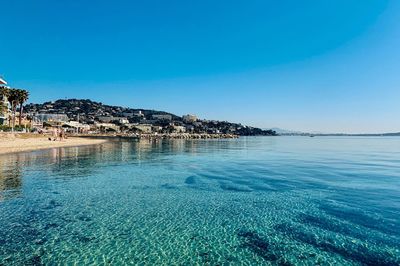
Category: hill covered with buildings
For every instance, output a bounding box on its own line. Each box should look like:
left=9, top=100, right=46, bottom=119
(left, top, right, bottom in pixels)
left=24, top=99, right=277, bottom=136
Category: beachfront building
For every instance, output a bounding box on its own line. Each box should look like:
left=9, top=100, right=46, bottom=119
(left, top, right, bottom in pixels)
left=152, top=114, right=172, bottom=121
left=0, top=78, right=9, bottom=126
left=32, top=113, right=69, bottom=128
left=95, top=122, right=120, bottom=132
left=63, top=121, right=91, bottom=133
left=133, top=124, right=153, bottom=133
left=182, top=114, right=197, bottom=123
left=0, top=77, right=7, bottom=86
left=33, top=114, right=69, bottom=123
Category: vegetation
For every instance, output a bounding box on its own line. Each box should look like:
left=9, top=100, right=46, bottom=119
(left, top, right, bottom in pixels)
left=0, top=86, right=29, bottom=130
left=24, top=99, right=179, bottom=123
left=0, top=125, right=28, bottom=132
left=17, top=89, right=29, bottom=126
left=0, top=86, right=10, bottom=116
left=7, top=88, right=18, bottom=128
left=0, top=102, right=7, bottom=115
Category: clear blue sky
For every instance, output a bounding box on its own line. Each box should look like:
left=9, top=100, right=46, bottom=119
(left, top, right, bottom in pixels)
left=1, top=0, right=400, bottom=133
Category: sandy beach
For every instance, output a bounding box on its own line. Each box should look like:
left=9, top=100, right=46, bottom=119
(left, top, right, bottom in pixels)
left=0, top=133, right=108, bottom=155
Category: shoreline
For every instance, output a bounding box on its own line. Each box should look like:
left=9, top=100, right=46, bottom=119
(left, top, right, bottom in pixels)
left=0, top=133, right=108, bottom=155
left=74, top=133, right=239, bottom=140
left=0, top=132, right=244, bottom=156
left=0, top=132, right=239, bottom=156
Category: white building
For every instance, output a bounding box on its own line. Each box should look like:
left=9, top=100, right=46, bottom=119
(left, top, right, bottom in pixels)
left=64, top=121, right=91, bottom=133
left=182, top=114, right=197, bottom=123
left=133, top=124, right=153, bottom=133
left=133, top=111, right=144, bottom=117
left=118, top=118, right=129, bottom=124
left=95, top=123, right=120, bottom=132
left=122, top=111, right=144, bottom=118
left=33, top=114, right=69, bottom=123
left=0, top=77, right=7, bottom=85
left=97, top=116, right=129, bottom=124
left=173, top=125, right=186, bottom=133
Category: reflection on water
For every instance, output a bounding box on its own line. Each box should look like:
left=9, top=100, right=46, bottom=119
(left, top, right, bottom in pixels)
left=0, top=155, right=23, bottom=201
left=0, top=137, right=399, bottom=265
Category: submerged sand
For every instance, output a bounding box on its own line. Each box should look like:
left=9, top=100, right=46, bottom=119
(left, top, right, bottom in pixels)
left=0, top=133, right=108, bottom=155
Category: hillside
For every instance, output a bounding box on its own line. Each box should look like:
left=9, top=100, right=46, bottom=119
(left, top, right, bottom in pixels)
left=24, top=99, right=277, bottom=136
left=25, top=99, right=179, bottom=123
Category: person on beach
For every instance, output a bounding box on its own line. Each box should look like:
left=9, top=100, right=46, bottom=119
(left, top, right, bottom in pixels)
left=61, top=128, right=66, bottom=140
left=52, top=128, right=58, bottom=141
left=59, top=128, right=64, bottom=141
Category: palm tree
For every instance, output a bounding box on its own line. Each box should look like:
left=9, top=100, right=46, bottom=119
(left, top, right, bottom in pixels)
left=17, top=89, right=29, bottom=126
left=7, top=88, right=19, bottom=130
left=0, top=86, right=9, bottom=98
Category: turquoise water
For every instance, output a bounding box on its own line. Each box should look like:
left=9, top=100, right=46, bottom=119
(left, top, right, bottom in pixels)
left=0, top=137, right=399, bottom=265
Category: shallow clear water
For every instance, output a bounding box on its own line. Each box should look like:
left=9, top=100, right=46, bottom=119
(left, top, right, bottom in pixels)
left=0, top=137, right=399, bottom=265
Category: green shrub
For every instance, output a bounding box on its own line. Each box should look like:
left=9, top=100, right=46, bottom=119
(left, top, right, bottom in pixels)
left=0, top=125, right=12, bottom=132
left=0, top=125, right=31, bottom=132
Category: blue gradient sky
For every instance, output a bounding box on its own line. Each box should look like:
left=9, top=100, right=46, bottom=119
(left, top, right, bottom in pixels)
left=1, top=0, right=400, bottom=133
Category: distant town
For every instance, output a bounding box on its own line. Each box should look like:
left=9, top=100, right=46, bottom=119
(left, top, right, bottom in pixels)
left=23, top=99, right=277, bottom=137
left=1, top=79, right=277, bottom=138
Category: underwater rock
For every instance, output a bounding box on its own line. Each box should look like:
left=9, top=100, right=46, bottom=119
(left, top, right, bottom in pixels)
left=238, top=230, right=279, bottom=262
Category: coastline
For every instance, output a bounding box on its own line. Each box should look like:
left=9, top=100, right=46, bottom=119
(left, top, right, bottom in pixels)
left=0, top=133, right=108, bottom=155
left=74, top=133, right=239, bottom=140
left=0, top=132, right=239, bottom=156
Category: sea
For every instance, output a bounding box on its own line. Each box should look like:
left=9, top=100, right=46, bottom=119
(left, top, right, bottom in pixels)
left=0, top=136, right=399, bottom=265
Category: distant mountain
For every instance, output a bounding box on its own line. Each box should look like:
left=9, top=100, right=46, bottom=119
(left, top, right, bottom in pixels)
left=380, top=132, right=400, bottom=136
left=316, top=132, right=400, bottom=137
left=267, top=127, right=400, bottom=137
left=267, top=128, right=305, bottom=135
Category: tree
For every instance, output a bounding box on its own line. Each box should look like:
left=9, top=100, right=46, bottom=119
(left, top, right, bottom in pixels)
left=17, top=89, right=29, bottom=126
left=0, top=86, right=10, bottom=118
left=0, top=86, right=9, bottom=99
left=7, top=89, right=19, bottom=130
left=0, top=103, right=5, bottom=116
